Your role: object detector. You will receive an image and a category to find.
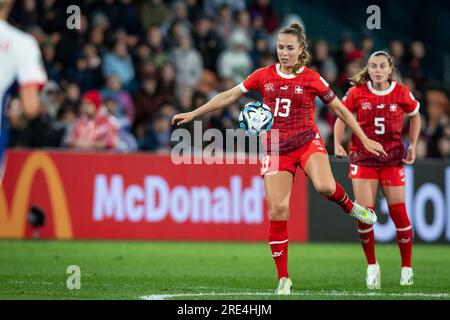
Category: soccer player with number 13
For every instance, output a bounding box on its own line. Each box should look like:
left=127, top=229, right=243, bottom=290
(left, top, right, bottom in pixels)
left=172, top=23, right=387, bottom=294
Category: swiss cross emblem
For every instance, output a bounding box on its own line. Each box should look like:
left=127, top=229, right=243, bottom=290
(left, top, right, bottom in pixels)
left=390, top=104, right=398, bottom=112
left=361, top=102, right=371, bottom=110
left=264, top=83, right=274, bottom=91
left=295, top=85, right=303, bottom=94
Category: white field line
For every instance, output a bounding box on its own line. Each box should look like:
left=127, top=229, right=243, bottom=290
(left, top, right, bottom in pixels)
left=141, top=290, right=450, bottom=300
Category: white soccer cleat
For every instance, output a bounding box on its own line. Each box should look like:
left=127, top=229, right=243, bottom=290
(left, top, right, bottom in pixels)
left=400, top=267, right=414, bottom=286
left=350, top=203, right=377, bottom=225
left=366, top=262, right=381, bottom=290
left=274, top=277, right=292, bottom=295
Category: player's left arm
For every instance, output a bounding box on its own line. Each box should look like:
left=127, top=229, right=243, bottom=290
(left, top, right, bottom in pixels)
left=328, top=97, right=387, bottom=157
left=402, top=89, right=422, bottom=164
left=403, top=113, right=421, bottom=164
left=17, top=36, right=47, bottom=120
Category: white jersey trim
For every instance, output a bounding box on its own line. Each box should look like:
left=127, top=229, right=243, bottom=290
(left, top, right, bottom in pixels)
left=239, top=82, right=248, bottom=93
left=367, top=81, right=397, bottom=96
left=406, top=101, right=420, bottom=117
left=276, top=63, right=304, bottom=79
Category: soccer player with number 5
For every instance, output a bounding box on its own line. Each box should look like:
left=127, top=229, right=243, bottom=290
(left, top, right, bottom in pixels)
left=334, top=51, right=421, bottom=289
left=172, top=23, right=387, bottom=294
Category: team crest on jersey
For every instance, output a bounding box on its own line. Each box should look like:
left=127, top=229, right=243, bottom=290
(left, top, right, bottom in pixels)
left=295, top=85, right=303, bottom=94
left=264, top=83, right=274, bottom=91
left=361, top=102, right=372, bottom=110
left=390, top=104, right=398, bottom=112
left=376, top=104, right=385, bottom=109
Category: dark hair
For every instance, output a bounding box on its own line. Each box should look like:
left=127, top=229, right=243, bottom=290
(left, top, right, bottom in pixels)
left=278, top=23, right=310, bottom=73
left=350, top=50, right=403, bottom=86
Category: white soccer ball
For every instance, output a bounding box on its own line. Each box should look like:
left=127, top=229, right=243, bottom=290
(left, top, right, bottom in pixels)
left=238, top=101, right=274, bottom=136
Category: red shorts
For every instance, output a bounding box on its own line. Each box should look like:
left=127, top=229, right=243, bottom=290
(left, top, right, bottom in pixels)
left=348, top=164, right=405, bottom=186
left=261, top=135, right=328, bottom=175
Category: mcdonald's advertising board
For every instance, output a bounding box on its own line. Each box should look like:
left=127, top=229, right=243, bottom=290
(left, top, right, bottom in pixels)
left=0, top=150, right=308, bottom=241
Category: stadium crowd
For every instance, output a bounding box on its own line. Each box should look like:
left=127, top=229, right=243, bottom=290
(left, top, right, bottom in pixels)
left=6, top=0, right=450, bottom=158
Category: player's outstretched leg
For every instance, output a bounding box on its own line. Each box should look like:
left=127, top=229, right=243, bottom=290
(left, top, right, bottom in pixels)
left=388, top=203, right=413, bottom=285
left=326, top=182, right=378, bottom=225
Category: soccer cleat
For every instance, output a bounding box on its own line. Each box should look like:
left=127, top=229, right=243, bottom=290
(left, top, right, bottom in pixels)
left=274, top=277, right=292, bottom=295
left=366, top=262, right=381, bottom=290
left=350, top=203, right=377, bottom=225
left=400, top=267, right=414, bottom=286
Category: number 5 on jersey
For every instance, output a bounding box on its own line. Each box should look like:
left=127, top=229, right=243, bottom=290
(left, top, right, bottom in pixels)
left=274, top=98, right=291, bottom=117
left=374, top=117, right=385, bottom=135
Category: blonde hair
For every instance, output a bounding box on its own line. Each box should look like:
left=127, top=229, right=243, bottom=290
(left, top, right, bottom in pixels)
left=278, top=23, right=310, bottom=73
left=350, top=51, right=403, bottom=86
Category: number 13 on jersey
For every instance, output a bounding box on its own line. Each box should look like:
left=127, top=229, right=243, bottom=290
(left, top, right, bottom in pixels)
left=274, top=98, right=291, bottom=117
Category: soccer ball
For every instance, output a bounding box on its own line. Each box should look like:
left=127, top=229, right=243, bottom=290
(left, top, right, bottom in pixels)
left=238, top=101, right=274, bottom=136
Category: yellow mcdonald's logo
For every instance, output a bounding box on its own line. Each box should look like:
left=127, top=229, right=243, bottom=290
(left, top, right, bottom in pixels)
left=0, top=152, right=73, bottom=239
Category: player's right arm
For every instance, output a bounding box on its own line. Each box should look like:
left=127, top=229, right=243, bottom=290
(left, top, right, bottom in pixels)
left=172, top=85, right=243, bottom=126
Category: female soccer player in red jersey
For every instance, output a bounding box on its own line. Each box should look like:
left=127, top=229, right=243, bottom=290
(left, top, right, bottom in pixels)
left=334, top=51, right=421, bottom=289
left=172, top=23, right=387, bottom=294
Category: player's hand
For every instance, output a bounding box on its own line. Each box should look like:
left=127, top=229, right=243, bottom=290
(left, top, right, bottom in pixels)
left=334, top=144, right=348, bottom=158
left=402, top=145, right=416, bottom=164
left=362, top=138, right=388, bottom=157
left=171, top=112, right=196, bottom=126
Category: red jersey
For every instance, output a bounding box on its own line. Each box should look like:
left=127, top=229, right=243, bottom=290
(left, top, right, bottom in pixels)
left=240, top=64, right=335, bottom=154
left=342, top=81, right=420, bottom=167
left=70, top=111, right=119, bottom=149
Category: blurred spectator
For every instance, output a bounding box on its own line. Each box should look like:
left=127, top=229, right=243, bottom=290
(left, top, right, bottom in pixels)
left=69, top=90, right=119, bottom=150
left=217, top=30, right=253, bottom=84
left=102, top=41, right=136, bottom=91
left=67, top=54, right=98, bottom=93
left=423, top=86, right=450, bottom=158
left=310, top=39, right=338, bottom=84
left=40, top=81, right=63, bottom=119
left=42, top=40, right=62, bottom=83
left=139, top=0, right=171, bottom=30
left=160, top=1, right=192, bottom=41
left=215, top=4, right=234, bottom=44
left=192, top=15, right=224, bottom=73
left=203, top=0, right=246, bottom=18
left=249, top=0, right=279, bottom=33
left=133, top=73, right=163, bottom=133
left=137, top=112, right=172, bottom=153
left=101, top=75, right=135, bottom=130
left=169, top=31, right=203, bottom=91
left=233, top=10, right=253, bottom=49
left=359, top=34, right=374, bottom=61
left=62, top=82, right=82, bottom=114
left=250, top=33, right=271, bottom=69
left=157, top=62, right=177, bottom=103
left=146, top=26, right=167, bottom=68
left=389, top=40, right=409, bottom=75
left=406, top=41, right=427, bottom=92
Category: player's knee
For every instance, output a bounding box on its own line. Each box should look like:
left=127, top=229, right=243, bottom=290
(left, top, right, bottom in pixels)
left=315, top=181, right=335, bottom=197
left=268, top=202, right=289, bottom=219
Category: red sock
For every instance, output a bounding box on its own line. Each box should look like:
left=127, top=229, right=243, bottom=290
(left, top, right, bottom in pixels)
left=389, top=203, right=412, bottom=267
left=269, top=220, right=289, bottom=279
left=357, top=206, right=376, bottom=265
left=326, top=183, right=354, bottom=213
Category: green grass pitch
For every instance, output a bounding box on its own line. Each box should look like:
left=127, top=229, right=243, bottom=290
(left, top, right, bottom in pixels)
left=0, top=240, right=449, bottom=300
